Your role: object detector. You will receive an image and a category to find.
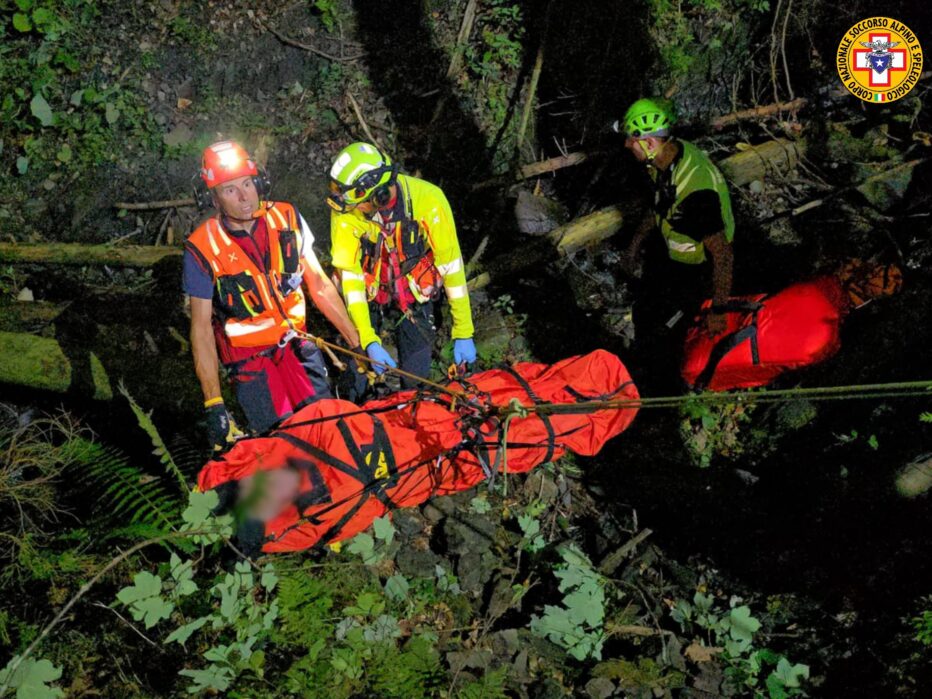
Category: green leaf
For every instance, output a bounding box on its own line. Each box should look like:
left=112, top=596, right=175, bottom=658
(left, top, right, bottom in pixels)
left=12, top=13, right=32, bottom=32
left=727, top=605, right=761, bottom=644
left=179, top=665, right=234, bottom=694
left=117, top=571, right=163, bottom=603
left=164, top=616, right=208, bottom=645
left=384, top=574, right=409, bottom=601
left=56, top=144, right=72, bottom=163
left=372, top=515, right=394, bottom=545
left=868, top=434, right=879, bottom=450
left=364, top=614, right=401, bottom=642
left=30, top=94, right=54, bottom=127
left=773, top=657, right=809, bottom=688
left=105, top=102, right=120, bottom=125
left=469, top=495, right=492, bottom=514
left=133, top=596, right=174, bottom=629
left=0, top=657, right=64, bottom=699
left=117, top=571, right=173, bottom=628
left=15, top=0, right=34, bottom=10
left=16, top=157, right=29, bottom=175
left=347, top=532, right=380, bottom=564
left=260, top=563, right=278, bottom=592
left=31, top=7, right=53, bottom=28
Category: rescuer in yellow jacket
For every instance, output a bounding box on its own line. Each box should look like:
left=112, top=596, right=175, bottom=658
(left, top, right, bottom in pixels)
left=327, top=142, right=475, bottom=387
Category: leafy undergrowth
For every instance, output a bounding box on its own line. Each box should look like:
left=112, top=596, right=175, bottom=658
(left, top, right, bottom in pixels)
left=0, top=399, right=824, bottom=698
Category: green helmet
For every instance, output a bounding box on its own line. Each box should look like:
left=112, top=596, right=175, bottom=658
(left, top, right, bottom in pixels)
left=623, top=97, right=676, bottom=137
left=329, top=142, right=395, bottom=205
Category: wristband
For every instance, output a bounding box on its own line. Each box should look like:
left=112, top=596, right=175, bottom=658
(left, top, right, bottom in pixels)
left=204, top=396, right=224, bottom=409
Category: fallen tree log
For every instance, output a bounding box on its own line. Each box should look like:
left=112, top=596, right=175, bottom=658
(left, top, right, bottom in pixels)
left=717, top=138, right=806, bottom=186
left=710, top=98, right=808, bottom=129
left=0, top=243, right=182, bottom=267
left=470, top=138, right=806, bottom=290
left=113, top=197, right=196, bottom=210
left=0, top=331, right=113, bottom=399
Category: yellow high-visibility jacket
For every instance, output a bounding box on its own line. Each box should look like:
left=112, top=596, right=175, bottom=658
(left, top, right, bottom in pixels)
left=330, top=174, right=474, bottom=349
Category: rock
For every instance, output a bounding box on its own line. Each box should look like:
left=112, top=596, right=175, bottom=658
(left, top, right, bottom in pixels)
left=446, top=648, right=492, bottom=674
left=421, top=503, right=446, bottom=523
left=456, top=550, right=496, bottom=595
left=895, top=453, right=932, bottom=498
left=584, top=677, right=615, bottom=699
left=392, top=510, right=427, bottom=538
left=473, top=308, right=513, bottom=365
left=748, top=179, right=764, bottom=194
left=441, top=515, right=497, bottom=557
left=16, top=287, right=34, bottom=302
left=531, top=678, right=569, bottom=698
left=524, top=470, right=558, bottom=504
left=489, top=628, right=520, bottom=658
left=515, top=190, right=567, bottom=236
left=395, top=547, right=442, bottom=579
left=163, top=124, right=193, bottom=147
left=486, top=575, right=517, bottom=619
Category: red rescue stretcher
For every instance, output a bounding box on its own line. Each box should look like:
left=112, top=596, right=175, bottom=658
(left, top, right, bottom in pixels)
left=681, top=277, right=850, bottom=391
left=198, top=350, right=639, bottom=554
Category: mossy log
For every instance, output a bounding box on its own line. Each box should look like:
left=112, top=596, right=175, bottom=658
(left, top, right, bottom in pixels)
left=0, top=331, right=113, bottom=399
left=0, top=243, right=182, bottom=267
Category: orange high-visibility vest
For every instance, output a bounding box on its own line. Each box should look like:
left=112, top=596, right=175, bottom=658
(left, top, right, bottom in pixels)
left=187, top=202, right=307, bottom=348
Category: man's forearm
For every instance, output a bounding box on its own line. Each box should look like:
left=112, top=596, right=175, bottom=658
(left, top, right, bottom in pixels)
left=191, top=325, right=222, bottom=402
left=310, top=281, right=362, bottom=347
left=709, top=239, right=733, bottom=306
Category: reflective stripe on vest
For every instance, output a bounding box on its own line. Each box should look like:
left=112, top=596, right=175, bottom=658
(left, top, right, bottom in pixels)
left=188, top=203, right=307, bottom=348
left=654, top=140, right=735, bottom=265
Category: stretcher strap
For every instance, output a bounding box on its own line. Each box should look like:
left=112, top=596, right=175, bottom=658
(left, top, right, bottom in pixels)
left=268, top=415, right=401, bottom=547
left=563, top=380, right=635, bottom=403
left=499, top=365, right=556, bottom=465
left=694, top=322, right=761, bottom=390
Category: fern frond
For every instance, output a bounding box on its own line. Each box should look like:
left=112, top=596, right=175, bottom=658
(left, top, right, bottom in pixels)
left=69, top=437, right=179, bottom=532
left=118, top=381, right=189, bottom=495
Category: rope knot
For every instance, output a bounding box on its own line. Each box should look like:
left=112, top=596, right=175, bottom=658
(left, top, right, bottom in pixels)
left=504, top=398, right=530, bottom=420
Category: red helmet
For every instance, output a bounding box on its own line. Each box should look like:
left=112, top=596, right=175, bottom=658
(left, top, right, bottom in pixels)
left=200, top=141, right=258, bottom=189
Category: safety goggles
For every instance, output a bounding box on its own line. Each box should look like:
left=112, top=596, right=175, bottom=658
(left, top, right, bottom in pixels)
left=331, top=165, right=394, bottom=202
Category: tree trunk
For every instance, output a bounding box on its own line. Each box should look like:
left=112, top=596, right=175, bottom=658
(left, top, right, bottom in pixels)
left=0, top=243, right=182, bottom=267
left=717, top=138, right=806, bottom=186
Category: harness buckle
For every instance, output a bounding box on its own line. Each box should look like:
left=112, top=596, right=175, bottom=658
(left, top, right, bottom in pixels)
left=277, top=329, right=298, bottom=349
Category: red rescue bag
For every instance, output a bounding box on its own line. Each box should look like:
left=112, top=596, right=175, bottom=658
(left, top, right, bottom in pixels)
left=198, top=350, right=638, bottom=553
left=681, top=277, right=849, bottom=391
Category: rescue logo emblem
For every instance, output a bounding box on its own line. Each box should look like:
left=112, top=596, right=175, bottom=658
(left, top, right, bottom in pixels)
left=837, top=17, right=923, bottom=104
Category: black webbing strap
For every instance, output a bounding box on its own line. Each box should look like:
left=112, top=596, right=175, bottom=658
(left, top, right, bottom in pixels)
left=499, top=365, right=556, bottom=465
left=563, top=380, right=635, bottom=403
left=270, top=416, right=401, bottom=547
left=292, top=457, right=332, bottom=515
left=694, top=323, right=761, bottom=390
left=713, top=300, right=765, bottom=314
left=334, top=416, right=401, bottom=511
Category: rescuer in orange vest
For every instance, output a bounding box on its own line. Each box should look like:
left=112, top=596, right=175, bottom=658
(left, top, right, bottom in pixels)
left=184, top=141, right=363, bottom=452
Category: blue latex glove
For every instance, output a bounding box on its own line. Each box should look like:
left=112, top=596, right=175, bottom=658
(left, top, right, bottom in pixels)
left=366, top=342, right=397, bottom=375
left=453, top=338, right=477, bottom=365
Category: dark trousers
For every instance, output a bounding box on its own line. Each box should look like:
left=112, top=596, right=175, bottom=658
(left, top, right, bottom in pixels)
left=229, top=339, right=331, bottom=433
left=632, top=245, right=710, bottom=394
left=373, top=302, right=436, bottom=389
